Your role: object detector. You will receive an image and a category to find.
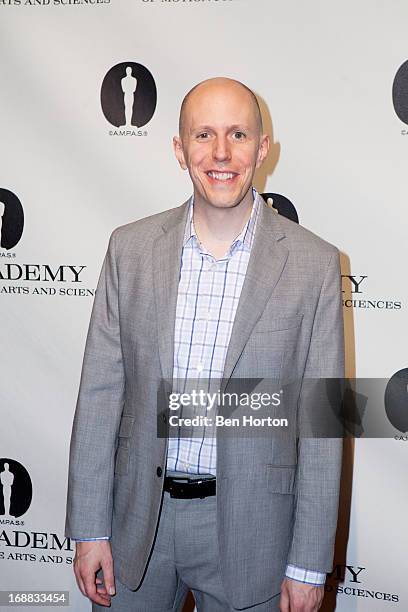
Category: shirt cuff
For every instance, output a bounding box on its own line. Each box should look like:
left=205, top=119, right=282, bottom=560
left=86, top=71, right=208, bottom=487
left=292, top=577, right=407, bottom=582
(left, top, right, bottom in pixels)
left=285, top=564, right=326, bottom=586
left=72, top=537, right=110, bottom=542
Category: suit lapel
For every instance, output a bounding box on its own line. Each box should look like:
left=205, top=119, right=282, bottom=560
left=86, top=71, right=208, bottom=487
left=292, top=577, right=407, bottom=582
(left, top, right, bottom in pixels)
left=153, top=200, right=190, bottom=383
left=221, top=202, right=289, bottom=387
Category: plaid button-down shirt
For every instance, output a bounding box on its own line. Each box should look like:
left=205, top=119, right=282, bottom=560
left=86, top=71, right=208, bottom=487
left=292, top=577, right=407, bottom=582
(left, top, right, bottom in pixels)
left=166, top=190, right=260, bottom=476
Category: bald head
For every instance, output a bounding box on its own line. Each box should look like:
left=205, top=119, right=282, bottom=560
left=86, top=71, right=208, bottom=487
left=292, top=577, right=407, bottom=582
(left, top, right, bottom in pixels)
left=179, top=77, right=263, bottom=138
left=173, top=76, right=270, bottom=211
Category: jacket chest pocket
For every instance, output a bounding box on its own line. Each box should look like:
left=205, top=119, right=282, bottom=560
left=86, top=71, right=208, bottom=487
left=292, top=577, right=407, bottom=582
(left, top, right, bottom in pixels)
left=246, top=313, right=303, bottom=354
left=251, top=313, right=303, bottom=335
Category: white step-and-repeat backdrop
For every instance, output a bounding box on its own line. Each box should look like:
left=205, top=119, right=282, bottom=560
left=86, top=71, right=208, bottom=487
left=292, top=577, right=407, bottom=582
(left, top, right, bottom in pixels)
left=1, top=1, right=407, bottom=610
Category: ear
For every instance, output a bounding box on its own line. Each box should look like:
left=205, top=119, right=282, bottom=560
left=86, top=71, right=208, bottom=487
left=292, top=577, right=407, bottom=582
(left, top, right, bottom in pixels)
left=255, top=134, right=270, bottom=168
left=173, top=136, right=188, bottom=170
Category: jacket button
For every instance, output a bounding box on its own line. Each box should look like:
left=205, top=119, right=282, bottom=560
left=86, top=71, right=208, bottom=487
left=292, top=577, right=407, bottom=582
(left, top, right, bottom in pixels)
left=156, top=466, right=163, bottom=477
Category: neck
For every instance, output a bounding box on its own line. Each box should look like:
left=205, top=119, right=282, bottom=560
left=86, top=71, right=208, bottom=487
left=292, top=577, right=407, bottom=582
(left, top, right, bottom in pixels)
left=192, top=190, right=254, bottom=244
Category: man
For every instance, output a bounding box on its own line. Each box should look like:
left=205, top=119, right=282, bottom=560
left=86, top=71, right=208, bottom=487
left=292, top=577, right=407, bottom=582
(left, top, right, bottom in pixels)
left=65, top=77, right=344, bottom=612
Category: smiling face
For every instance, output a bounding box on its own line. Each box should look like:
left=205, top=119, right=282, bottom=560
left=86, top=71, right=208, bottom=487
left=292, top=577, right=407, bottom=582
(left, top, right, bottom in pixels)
left=173, top=78, right=269, bottom=211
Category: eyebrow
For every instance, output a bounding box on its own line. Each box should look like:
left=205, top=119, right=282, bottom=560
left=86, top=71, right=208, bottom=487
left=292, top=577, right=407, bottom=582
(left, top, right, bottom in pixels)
left=189, top=124, right=254, bottom=134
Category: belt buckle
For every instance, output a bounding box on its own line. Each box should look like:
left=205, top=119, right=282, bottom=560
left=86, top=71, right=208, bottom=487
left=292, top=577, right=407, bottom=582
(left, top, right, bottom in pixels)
left=167, top=477, right=190, bottom=499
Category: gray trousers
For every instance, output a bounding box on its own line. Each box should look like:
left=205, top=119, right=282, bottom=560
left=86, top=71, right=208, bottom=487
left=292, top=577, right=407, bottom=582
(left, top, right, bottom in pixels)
left=93, top=487, right=281, bottom=612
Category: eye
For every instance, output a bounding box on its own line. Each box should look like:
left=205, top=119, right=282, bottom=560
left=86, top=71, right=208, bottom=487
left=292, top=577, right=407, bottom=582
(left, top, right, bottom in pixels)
left=197, top=132, right=210, bottom=139
left=232, top=131, right=246, bottom=140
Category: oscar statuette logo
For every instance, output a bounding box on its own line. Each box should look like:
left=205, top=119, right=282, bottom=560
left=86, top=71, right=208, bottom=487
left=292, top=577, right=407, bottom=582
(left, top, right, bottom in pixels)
left=0, top=188, right=24, bottom=252
left=260, top=192, right=299, bottom=224
left=392, top=59, right=408, bottom=133
left=0, top=459, right=32, bottom=521
left=385, top=368, right=408, bottom=436
left=101, top=62, right=157, bottom=135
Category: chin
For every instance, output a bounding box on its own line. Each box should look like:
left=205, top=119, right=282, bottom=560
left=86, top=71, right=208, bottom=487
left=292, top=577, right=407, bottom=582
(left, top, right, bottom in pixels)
left=207, top=197, right=241, bottom=209
left=203, top=188, right=243, bottom=206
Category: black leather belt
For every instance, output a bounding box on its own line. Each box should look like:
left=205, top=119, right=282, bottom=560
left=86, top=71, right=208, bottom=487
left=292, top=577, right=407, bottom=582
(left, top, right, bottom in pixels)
left=164, top=476, right=216, bottom=499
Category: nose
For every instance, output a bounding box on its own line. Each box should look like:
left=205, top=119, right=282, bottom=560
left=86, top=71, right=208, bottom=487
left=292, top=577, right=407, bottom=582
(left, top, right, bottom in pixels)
left=213, top=135, right=231, bottom=163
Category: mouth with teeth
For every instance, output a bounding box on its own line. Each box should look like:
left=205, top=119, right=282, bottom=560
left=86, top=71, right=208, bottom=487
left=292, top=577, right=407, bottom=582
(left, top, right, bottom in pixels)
left=206, top=170, right=239, bottom=183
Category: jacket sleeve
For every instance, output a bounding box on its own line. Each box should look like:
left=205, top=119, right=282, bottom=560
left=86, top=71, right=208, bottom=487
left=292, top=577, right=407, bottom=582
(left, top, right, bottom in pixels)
left=287, top=248, right=345, bottom=572
left=65, top=229, right=125, bottom=539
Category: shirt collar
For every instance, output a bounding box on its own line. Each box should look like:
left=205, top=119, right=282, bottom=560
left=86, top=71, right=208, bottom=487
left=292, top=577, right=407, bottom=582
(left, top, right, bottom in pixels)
left=183, top=188, right=261, bottom=254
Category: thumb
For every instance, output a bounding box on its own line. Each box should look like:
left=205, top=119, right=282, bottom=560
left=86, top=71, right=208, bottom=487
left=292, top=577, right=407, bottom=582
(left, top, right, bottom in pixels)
left=101, top=554, right=116, bottom=596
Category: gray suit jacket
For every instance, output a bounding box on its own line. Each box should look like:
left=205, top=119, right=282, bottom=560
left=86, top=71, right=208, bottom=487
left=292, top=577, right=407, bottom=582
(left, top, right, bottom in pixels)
left=65, top=197, right=344, bottom=609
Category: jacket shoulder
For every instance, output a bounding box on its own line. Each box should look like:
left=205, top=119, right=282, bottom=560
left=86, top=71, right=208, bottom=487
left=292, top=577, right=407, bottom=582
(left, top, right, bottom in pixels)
left=273, top=211, right=339, bottom=259
left=113, top=203, right=185, bottom=240
left=106, top=202, right=187, bottom=257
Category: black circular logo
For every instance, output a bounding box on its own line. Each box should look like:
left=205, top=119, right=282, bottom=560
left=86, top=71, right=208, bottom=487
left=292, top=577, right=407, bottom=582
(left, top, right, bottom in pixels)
left=0, top=188, right=24, bottom=250
left=261, top=192, right=299, bottom=224
left=0, top=458, right=32, bottom=518
left=385, top=368, right=408, bottom=433
left=101, top=62, right=157, bottom=128
left=392, top=60, right=408, bottom=125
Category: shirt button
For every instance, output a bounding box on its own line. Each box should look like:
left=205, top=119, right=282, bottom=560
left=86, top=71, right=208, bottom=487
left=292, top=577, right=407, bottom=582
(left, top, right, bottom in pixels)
left=156, top=466, right=163, bottom=477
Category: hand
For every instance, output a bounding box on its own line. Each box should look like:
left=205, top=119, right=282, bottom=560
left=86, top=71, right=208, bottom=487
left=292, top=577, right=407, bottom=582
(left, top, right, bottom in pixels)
left=279, top=577, right=324, bottom=612
left=73, top=540, right=115, bottom=607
